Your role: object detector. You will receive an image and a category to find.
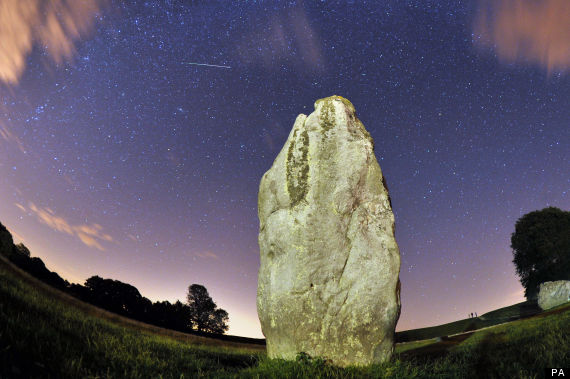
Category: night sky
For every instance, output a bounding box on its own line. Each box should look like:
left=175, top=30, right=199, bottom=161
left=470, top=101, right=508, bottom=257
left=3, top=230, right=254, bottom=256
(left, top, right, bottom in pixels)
left=0, top=0, right=568, bottom=338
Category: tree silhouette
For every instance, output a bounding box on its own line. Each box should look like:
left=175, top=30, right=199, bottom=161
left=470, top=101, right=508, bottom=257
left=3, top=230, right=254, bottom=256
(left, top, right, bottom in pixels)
left=150, top=300, right=191, bottom=331
left=0, top=222, right=14, bottom=256
left=0, top=222, right=229, bottom=335
left=187, top=284, right=229, bottom=334
left=84, top=276, right=149, bottom=318
left=3, top=239, right=69, bottom=290
left=511, top=207, right=570, bottom=300
left=208, top=308, right=229, bottom=334
left=14, top=243, right=31, bottom=257
left=172, top=300, right=192, bottom=331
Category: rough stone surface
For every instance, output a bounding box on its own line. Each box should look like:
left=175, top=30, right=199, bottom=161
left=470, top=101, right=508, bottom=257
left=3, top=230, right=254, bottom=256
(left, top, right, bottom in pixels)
left=537, top=280, right=570, bottom=310
left=257, top=95, right=401, bottom=367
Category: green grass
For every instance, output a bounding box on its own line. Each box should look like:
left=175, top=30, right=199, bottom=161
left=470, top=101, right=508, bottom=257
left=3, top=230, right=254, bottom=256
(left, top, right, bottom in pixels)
left=395, top=301, right=542, bottom=343
left=478, top=301, right=541, bottom=321
left=1, top=258, right=569, bottom=378
left=395, top=338, right=440, bottom=354
left=0, top=261, right=262, bottom=378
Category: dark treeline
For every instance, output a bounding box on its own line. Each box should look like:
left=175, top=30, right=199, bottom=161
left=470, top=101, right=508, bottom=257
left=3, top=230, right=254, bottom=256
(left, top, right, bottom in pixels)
left=0, top=222, right=229, bottom=336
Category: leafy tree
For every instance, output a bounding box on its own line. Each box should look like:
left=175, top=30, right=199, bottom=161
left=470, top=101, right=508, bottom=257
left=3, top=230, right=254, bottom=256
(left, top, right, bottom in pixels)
left=14, top=243, right=31, bottom=257
left=208, top=308, right=229, bottom=334
left=511, top=207, right=570, bottom=299
left=0, top=223, right=201, bottom=333
left=150, top=300, right=191, bottom=332
left=68, top=282, right=90, bottom=301
left=187, top=284, right=229, bottom=334
left=0, top=222, right=14, bottom=256
left=4, top=239, right=69, bottom=290
left=172, top=300, right=192, bottom=331
left=84, top=276, right=149, bottom=318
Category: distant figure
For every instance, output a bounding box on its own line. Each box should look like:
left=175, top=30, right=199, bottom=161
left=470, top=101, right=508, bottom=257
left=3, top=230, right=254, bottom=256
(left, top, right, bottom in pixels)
left=475, top=312, right=477, bottom=317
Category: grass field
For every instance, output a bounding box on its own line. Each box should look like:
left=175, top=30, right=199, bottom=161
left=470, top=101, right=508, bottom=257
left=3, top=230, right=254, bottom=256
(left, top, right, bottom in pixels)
left=395, top=300, right=542, bottom=343
left=1, top=257, right=568, bottom=378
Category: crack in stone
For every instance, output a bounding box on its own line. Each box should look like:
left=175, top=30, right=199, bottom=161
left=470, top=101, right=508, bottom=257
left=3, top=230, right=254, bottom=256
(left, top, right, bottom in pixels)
left=339, top=252, right=350, bottom=283
left=338, top=291, right=349, bottom=315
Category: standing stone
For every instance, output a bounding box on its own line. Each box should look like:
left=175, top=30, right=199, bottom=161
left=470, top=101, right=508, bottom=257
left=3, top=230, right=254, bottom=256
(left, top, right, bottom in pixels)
left=537, top=280, right=570, bottom=310
left=257, top=96, right=401, bottom=367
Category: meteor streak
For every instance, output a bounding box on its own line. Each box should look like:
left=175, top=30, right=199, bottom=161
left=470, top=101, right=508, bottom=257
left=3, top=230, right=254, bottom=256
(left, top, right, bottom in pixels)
left=182, top=62, right=231, bottom=69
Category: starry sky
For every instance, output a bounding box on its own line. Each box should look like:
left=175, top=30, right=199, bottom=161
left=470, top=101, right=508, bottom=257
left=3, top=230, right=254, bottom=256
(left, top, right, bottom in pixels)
left=0, top=0, right=568, bottom=338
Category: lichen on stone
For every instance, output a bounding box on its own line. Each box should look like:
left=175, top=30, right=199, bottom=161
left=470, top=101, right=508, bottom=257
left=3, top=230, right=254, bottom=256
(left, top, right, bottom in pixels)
left=286, top=125, right=309, bottom=206
left=315, top=95, right=356, bottom=115
left=258, top=96, right=400, bottom=367
left=319, top=98, right=336, bottom=134
left=335, top=95, right=356, bottom=114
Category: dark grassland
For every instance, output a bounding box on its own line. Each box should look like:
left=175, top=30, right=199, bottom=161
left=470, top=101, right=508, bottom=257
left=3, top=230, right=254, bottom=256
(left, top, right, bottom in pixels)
left=395, top=300, right=542, bottom=343
left=1, top=258, right=568, bottom=378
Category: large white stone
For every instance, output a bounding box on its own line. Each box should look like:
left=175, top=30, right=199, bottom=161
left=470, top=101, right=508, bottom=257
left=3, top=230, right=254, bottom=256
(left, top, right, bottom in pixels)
left=538, top=280, right=570, bottom=310
left=257, top=96, right=401, bottom=367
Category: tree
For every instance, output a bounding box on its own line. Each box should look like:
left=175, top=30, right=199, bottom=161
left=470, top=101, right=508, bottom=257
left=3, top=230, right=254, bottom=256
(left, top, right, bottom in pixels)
left=14, top=243, right=30, bottom=257
left=7, top=241, right=69, bottom=290
left=150, top=300, right=191, bottom=332
left=84, top=276, right=149, bottom=318
left=172, top=300, right=192, bottom=331
left=208, top=308, right=229, bottom=334
left=186, top=284, right=229, bottom=334
left=0, top=222, right=14, bottom=256
left=511, top=207, right=570, bottom=300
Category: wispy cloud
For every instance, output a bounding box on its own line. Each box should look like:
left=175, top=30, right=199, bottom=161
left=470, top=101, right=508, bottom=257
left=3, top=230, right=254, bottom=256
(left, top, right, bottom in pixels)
left=473, top=0, right=570, bottom=75
left=0, top=122, right=26, bottom=153
left=195, top=251, right=220, bottom=260
left=14, top=203, right=26, bottom=213
left=235, top=5, right=324, bottom=71
left=17, top=202, right=112, bottom=251
left=0, top=0, right=107, bottom=85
